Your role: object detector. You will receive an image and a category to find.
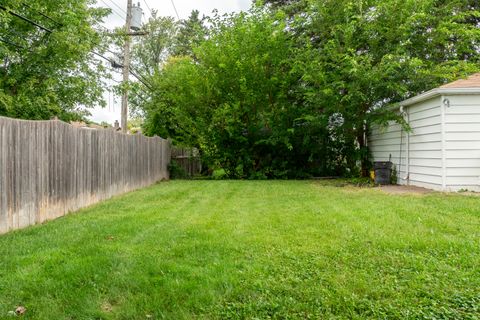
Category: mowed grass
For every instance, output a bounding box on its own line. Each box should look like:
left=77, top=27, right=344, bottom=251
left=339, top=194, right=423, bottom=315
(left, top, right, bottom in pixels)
left=0, top=181, right=479, bottom=319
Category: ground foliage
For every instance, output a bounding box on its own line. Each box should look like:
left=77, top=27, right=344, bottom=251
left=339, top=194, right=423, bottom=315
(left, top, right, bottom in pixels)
left=0, top=181, right=479, bottom=319
left=139, top=1, right=479, bottom=178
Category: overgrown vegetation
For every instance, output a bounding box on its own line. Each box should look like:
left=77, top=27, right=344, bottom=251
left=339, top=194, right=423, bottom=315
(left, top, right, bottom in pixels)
left=0, top=181, right=479, bottom=319
left=137, top=1, right=479, bottom=178
left=1, top=0, right=479, bottom=177
left=167, top=161, right=189, bottom=179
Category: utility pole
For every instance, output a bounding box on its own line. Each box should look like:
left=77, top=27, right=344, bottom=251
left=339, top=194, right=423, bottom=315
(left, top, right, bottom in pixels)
left=121, top=0, right=133, bottom=133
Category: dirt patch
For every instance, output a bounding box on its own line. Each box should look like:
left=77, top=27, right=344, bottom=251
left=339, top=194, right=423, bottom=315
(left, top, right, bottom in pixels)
left=101, top=302, right=113, bottom=313
left=377, top=185, right=435, bottom=195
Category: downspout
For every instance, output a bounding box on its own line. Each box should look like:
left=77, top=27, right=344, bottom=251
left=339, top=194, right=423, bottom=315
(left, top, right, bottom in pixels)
left=399, top=105, right=409, bottom=184
left=404, top=106, right=410, bottom=184
left=441, top=96, right=450, bottom=191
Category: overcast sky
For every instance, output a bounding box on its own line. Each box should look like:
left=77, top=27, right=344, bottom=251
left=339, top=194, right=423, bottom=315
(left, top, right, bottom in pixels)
left=89, top=0, right=251, bottom=124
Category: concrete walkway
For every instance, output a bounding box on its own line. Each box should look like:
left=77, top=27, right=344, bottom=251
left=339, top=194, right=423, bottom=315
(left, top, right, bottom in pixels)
left=377, top=185, right=435, bottom=195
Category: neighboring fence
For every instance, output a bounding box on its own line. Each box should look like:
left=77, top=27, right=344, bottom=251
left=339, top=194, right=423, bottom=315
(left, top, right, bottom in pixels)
left=171, top=147, right=202, bottom=177
left=0, top=117, right=170, bottom=234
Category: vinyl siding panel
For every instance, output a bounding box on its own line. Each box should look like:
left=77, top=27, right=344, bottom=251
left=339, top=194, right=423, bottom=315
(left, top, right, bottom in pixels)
left=444, top=94, right=480, bottom=192
left=448, top=132, right=480, bottom=141
left=445, top=105, right=480, bottom=115
left=446, top=167, right=480, bottom=176
left=445, top=177, right=480, bottom=191
left=409, top=115, right=441, bottom=128
left=409, top=173, right=443, bottom=186
left=446, top=158, right=480, bottom=168
left=444, top=114, right=480, bottom=123
left=405, top=98, right=442, bottom=189
left=409, top=98, right=441, bottom=114
left=446, top=123, right=480, bottom=132
left=409, top=141, right=441, bottom=151
left=410, top=158, right=442, bottom=168
left=409, top=106, right=442, bottom=121
left=408, top=165, right=442, bottom=176
left=446, top=95, right=480, bottom=106
left=408, top=126, right=442, bottom=137
left=445, top=140, right=480, bottom=150
left=446, top=150, right=480, bottom=159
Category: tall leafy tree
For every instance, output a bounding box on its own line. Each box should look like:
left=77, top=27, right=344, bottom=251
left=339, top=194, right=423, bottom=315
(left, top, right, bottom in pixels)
left=259, top=0, right=308, bottom=15
left=143, top=10, right=338, bottom=178
left=131, top=13, right=178, bottom=77
left=0, top=0, right=109, bottom=121
left=126, top=14, right=178, bottom=117
left=173, top=10, right=207, bottom=58
left=280, top=0, right=480, bottom=174
left=140, top=1, right=479, bottom=178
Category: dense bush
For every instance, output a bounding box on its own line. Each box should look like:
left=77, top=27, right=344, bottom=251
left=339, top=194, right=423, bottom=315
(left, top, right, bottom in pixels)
left=140, top=1, right=479, bottom=179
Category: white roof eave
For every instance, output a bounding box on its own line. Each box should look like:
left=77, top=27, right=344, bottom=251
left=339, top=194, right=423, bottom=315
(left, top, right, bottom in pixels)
left=400, top=87, right=480, bottom=107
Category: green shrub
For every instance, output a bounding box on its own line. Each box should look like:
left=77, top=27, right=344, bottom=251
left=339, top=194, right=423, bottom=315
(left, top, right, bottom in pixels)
left=168, top=161, right=189, bottom=179
left=390, top=165, right=398, bottom=185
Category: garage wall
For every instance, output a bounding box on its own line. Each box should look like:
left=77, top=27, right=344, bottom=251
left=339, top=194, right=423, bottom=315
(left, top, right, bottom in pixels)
left=369, top=97, right=443, bottom=190
left=406, top=97, right=443, bottom=190
left=444, top=94, right=480, bottom=192
left=369, top=117, right=407, bottom=185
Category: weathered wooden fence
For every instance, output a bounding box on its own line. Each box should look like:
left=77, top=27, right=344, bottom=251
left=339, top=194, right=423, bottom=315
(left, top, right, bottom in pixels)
left=171, top=147, right=202, bottom=177
left=0, top=117, right=170, bottom=234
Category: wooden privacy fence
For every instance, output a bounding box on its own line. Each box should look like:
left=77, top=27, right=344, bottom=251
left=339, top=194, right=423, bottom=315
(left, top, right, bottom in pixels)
left=171, top=147, right=202, bottom=177
left=0, top=117, right=170, bottom=234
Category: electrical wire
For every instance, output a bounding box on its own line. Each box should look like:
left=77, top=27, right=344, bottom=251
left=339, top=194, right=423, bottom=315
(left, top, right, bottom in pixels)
left=99, top=0, right=125, bottom=20
left=105, top=48, right=156, bottom=89
left=170, top=0, right=180, bottom=20
left=104, top=48, right=153, bottom=87
left=0, top=37, right=29, bottom=50
left=142, top=0, right=152, bottom=16
left=0, top=5, right=52, bottom=33
left=4, top=3, right=153, bottom=93
left=130, top=65, right=153, bottom=86
left=21, top=2, right=63, bottom=27
left=129, top=68, right=153, bottom=90
left=92, top=51, right=154, bottom=91
left=105, top=0, right=127, bottom=15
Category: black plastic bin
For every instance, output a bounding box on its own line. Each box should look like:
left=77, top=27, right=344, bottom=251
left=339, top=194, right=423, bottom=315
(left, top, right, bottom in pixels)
left=373, top=161, right=392, bottom=185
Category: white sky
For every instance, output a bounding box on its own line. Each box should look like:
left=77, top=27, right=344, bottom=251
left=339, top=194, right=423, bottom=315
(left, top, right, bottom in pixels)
left=89, top=0, right=251, bottom=124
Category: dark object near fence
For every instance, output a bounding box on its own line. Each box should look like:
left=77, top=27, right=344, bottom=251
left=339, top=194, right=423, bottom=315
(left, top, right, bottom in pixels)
left=170, top=147, right=202, bottom=178
left=374, top=161, right=393, bottom=185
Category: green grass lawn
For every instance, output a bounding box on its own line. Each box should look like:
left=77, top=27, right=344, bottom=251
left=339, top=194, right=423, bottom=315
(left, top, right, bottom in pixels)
left=0, top=181, right=479, bottom=319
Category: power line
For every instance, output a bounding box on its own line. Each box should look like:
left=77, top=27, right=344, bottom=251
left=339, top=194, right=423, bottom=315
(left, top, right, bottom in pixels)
left=130, top=64, right=152, bottom=84
left=3, top=3, right=153, bottom=94
left=99, top=0, right=125, bottom=20
left=170, top=0, right=180, bottom=20
left=130, top=68, right=153, bottom=91
left=100, top=0, right=125, bottom=20
left=105, top=0, right=127, bottom=15
left=0, top=5, right=52, bottom=33
left=0, top=37, right=29, bottom=50
left=92, top=51, right=154, bottom=91
left=21, top=3, right=63, bottom=27
left=142, top=0, right=152, bottom=16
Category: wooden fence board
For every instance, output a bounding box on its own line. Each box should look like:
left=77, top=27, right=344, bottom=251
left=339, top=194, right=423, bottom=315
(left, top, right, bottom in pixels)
left=171, top=147, right=202, bottom=177
left=0, top=117, right=170, bottom=234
